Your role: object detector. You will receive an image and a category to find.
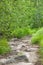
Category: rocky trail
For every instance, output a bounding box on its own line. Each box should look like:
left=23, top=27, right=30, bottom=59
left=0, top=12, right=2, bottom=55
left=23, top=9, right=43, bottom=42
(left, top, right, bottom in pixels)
left=0, top=36, right=39, bottom=65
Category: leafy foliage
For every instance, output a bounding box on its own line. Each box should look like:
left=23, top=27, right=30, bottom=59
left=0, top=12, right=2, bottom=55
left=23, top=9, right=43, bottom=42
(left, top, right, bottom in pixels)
left=31, top=28, right=43, bottom=44
left=0, top=0, right=43, bottom=38
left=11, top=27, right=31, bottom=38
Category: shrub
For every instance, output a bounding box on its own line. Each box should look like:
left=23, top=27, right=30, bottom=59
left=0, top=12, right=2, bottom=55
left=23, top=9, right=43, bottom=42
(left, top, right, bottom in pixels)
left=31, top=28, right=43, bottom=44
left=11, top=27, right=30, bottom=38
left=0, top=38, right=11, bottom=54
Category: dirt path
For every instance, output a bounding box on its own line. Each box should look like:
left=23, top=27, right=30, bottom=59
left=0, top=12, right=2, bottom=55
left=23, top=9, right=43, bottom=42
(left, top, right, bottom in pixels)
left=0, top=36, right=39, bottom=65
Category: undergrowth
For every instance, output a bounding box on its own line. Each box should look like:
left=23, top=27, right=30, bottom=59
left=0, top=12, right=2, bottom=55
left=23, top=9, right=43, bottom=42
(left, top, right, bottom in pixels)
left=31, top=28, right=43, bottom=65
left=31, top=28, right=43, bottom=44
left=0, top=38, right=11, bottom=55
left=11, top=27, right=36, bottom=38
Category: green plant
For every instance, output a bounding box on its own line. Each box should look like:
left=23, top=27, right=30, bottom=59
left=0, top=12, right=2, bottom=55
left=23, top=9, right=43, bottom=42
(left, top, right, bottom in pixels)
left=39, top=40, right=43, bottom=65
left=0, top=38, right=11, bottom=54
left=0, top=0, right=43, bottom=39
left=31, top=28, right=43, bottom=44
left=11, top=27, right=35, bottom=38
left=31, top=28, right=43, bottom=65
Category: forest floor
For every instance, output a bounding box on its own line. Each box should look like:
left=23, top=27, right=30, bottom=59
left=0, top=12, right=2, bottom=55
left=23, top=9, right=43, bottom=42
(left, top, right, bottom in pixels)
left=0, top=36, right=39, bottom=65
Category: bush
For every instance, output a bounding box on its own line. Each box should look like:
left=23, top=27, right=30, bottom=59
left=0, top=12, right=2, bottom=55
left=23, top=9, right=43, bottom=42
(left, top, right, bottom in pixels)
left=31, top=28, right=43, bottom=44
left=0, top=38, right=11, bottom=54
left=11, top=27, right=31, bottom=38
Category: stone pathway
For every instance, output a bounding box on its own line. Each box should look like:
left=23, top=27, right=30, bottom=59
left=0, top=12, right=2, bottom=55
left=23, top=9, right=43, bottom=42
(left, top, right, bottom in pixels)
left=0, top=36, right=39, bottom=65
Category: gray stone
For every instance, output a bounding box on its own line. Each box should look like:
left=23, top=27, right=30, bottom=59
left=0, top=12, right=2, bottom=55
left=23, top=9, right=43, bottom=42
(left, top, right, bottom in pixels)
left=14, top=52, right=29, bottom=62
left=25, top=48, right=38, bottom=52
left=14, top=55, right=29, bottom=62
left=0, top=58, right=10, bottom=64
left=16, top=62, right=34, bottom=65
left=10, top=45, right=16, bottom=51
left=7, top=62, right=34, bottom=65
left=22, top=40, right=30, bottom=43
left=30, top=48, right=38, bottom=51
left=0, top=56, right=16, bottom=65
left=17, top=44, right=26, bottom=50
left=9, top=42, right=14, bottom=45
left=11, top=38, right=18, bottom=41
left=28, top=52, right=38, bottom=63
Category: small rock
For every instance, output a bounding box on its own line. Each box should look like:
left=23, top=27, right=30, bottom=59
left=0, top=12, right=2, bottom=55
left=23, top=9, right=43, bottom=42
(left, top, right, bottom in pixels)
left=11, top=38, right=18, bottom=41
left=16, top=62, right=34, bottom=65
left=9, top=42, right=15, bottom=45
left=25, top=48, right=38, bottom=52
left=25, top=49, right=31, bottom=52
left=30, top=48, right=38, bottom=51
left=22, top=40, right=30, bottom=43
left=17, top=44, right=22, bottom=50
left=0, top=58, right=10, bottom=64
left=28, top=52, right=38, bottom=63
left=7, top=62, right=34, bottom=65
left=10, top=45, right=16, bottom=51
left=15, top=55, right=29, bottom=62
left=17, top=43, right=26, bottom=50
left=32, top=45, right=39, bottom=48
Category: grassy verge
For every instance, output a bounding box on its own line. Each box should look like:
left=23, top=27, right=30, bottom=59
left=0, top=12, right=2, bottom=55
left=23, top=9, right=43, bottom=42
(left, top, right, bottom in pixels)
left=0, top=38, right=11, bottom=55
left=11, top=27, right=36, bottom=38
left=31, top=28, right=43, bottom=65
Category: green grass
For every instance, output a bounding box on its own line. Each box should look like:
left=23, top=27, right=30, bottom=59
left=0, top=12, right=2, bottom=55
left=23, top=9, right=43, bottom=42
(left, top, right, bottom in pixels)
left=11, top=27, right=36, bottom=38
left=39, top=44, right=43, bottom=65
left=31, top=28, right=43, bottom=44
left=0, top=38, right=11, bottom=55
left=31, top=28, right=43, bottom=65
